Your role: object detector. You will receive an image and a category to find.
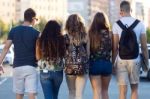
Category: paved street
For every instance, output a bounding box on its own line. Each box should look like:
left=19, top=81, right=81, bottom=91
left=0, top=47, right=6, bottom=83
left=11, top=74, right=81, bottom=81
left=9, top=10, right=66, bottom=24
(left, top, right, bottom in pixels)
left=0, top=66, right=150, bottom=99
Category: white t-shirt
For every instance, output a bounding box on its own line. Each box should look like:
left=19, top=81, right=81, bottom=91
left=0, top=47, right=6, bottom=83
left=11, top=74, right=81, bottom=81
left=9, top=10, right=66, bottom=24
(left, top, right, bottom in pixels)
left=112, top=16, right=146, bottom=43
left=112, top=16, right=146, bottom=60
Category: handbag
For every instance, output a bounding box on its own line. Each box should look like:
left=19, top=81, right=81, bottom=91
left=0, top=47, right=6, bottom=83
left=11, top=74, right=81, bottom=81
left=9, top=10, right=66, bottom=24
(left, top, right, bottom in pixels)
left=140, top=54, right=149, bottom=72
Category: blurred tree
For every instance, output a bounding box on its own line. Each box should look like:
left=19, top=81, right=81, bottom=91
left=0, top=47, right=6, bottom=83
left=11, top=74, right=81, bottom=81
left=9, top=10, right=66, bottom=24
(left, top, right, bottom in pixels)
left=0, top=19, right=10, bottom=42
left=0, top=19, right=21, bottom=43
left=34, top=17, right=64, bottom=33
left=147, top=28, right=150, bottom=43
left=12, top=20, right=21, bottom=27
left=34, top=17, right=47, bottom=32
left=56, top=18, right=63, bottom=27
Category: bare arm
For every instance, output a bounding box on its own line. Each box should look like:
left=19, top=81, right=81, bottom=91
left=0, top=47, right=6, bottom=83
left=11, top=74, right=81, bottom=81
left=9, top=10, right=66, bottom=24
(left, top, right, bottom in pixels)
left=86, top=33, right=90, bottom=57
left=109, top=31, right=113, bottom=62
left=140, top=34, right=149, bottom=66
left=36, top=39, right=42, bottom=60
left=0, top=40, right=12, bottom=73
left=112, top=34, right=119, bottom=65
left=0, top=40, right=12, bottom=65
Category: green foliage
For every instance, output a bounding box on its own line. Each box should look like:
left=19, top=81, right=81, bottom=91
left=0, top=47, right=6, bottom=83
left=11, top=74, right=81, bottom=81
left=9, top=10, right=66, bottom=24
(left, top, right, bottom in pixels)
left=0, top=19, right=21, bottom=43
left=0, top=19, right=10, bottom=42
left=147, top=28, right=150, bottom=43
left=34, top=17, right=47, bottom=32
left=12, top=20, right=21, bottom=27
left=34, top=17, right=64, bottom=33
left=0, top=17, right=64, bottom=43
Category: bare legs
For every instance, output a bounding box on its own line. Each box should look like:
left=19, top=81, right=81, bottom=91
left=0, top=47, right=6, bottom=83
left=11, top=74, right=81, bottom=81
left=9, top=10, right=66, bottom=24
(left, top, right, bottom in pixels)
left=119, top=85, right=127, bottom=99
left=28, top=93, right=37, bottom=99
left=119, top=84, right=138, bottom=99
left=90, top=75, right=111, bottom=99
left=66, top=75, right=76, bottom=99
left=131, top=84, right=138, bottom=99
left=16, top=94, right=24, bottom=99
left=66, top=75, right=88, bottom=99
left=16, top=93, right=36, bottom=99
left=75, top=75, right=88, bottom=99
left=101, top=76, right=111, bottom=99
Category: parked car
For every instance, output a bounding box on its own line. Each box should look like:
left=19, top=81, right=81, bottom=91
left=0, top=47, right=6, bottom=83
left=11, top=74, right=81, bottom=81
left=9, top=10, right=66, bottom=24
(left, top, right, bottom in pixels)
left=0, top=44, right=14, bottom=65
left=139, top=44, right=150, bottom=80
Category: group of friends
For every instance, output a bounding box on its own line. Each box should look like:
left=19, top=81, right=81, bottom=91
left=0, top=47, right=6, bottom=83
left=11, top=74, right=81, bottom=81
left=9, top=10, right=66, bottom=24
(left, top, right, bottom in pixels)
left=0, top=1, right=149, bottom=99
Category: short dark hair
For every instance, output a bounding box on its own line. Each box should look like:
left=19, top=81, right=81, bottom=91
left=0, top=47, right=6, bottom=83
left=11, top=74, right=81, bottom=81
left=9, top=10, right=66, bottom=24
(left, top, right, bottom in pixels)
left=120, top=1, right=131, bottom=12
left=24, top=8, right=36, bottom=22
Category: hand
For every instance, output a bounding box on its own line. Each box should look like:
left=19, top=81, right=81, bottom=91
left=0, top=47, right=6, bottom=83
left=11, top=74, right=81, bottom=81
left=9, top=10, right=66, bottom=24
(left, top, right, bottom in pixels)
left=143, top=59, right=149, bottom=72
left=112, top=66, right=116, bottom=75
left=112, top=62, right=117, bottom=75
left=0, top=65, right=4, bottom=74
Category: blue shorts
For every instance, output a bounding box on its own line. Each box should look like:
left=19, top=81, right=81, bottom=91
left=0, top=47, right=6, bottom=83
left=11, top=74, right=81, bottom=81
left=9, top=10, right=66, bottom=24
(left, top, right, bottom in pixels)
left=89, top=60, right=112, bottom=76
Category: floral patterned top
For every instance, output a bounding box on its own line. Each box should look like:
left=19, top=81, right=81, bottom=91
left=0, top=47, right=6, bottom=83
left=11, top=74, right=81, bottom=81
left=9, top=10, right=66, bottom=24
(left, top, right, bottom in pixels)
left=38, top=58, right=65, bottom=71
left=65, top=34, right=89, bottom=65
left=90, top=30, right=112, bottom=61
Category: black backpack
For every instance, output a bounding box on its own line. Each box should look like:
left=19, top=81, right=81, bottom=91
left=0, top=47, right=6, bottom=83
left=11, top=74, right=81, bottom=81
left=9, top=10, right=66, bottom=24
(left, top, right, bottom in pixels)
left=117, top=19, right=140, bottom=59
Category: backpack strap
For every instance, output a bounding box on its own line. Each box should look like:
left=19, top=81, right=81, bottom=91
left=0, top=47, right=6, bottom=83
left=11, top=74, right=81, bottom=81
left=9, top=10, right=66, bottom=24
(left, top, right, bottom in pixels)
left=117, top=20, right=128, bottom=31
left=117, top=19, right=139, bottom=31
left=129, top=19, right=139, bottom=30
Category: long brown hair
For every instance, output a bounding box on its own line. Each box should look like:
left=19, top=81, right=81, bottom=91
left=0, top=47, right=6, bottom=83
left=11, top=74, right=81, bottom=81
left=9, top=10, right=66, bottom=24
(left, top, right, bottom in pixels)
left=89, top=12, right=110, bottom=53
left=65, top=14, right=86, bottom=41
left=38, top=20, right=65, bottom=61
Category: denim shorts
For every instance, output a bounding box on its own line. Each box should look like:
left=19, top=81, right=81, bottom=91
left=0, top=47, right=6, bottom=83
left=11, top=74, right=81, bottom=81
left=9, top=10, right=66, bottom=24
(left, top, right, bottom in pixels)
left=89, top=60, right=112, bottom=76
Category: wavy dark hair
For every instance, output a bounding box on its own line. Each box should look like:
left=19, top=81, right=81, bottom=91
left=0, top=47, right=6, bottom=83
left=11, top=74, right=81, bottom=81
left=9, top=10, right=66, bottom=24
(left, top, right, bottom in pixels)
left=65, top=14, right=86, bottom=40
left=38, top=20, right=65, bottom=60
left=89, top=12, right=110, bottom=53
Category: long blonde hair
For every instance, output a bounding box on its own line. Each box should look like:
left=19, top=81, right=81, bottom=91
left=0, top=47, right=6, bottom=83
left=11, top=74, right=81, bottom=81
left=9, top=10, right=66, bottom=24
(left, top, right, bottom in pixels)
left=65, top=14, right=86, bottom=41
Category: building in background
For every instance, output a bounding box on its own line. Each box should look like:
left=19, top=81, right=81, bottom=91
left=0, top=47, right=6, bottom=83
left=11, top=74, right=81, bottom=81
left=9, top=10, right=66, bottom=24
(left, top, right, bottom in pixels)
left=131, top=0, right=149, bottom=28
left=68, top=0, right=109, bottom=24
left=16, top=0, right=67, bottom=22
left=131, top=0, right=144, bottom=21
left=89, top=0, right=109, bottom=23
left=0, top=0, right=16, bottom=24
left=109, top=0, right=121, bottom=25
left=148, top=8, right=150, bottom=28
left=135, top=2, right=144, bottom=20
left=109, top=0, right=149, bottom=27
left=67, top=0, right=89, bottom=24
left=0, top=0, right=149, bottom=28
left=143, top=0, right=150, bottom=28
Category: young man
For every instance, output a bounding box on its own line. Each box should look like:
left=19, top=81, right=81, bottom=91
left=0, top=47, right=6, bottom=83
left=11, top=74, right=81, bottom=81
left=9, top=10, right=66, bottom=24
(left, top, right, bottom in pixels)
left=0, top=8, right=39, bottom=99
left=112, top=1, right=149, bottom=99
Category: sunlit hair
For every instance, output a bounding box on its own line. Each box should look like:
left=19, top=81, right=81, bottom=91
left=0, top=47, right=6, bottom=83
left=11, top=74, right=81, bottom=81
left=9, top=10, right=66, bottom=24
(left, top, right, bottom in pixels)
left=39, top=20, right=65, bottom=60
left=65, top=14, right=86, bottom=40
left=89, top=12, right=110, bottom=53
